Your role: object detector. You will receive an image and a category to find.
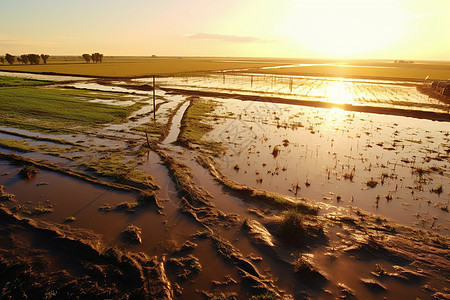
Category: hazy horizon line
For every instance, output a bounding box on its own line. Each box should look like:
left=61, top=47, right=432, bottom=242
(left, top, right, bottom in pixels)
left=1, top=54, right=449, bottom=63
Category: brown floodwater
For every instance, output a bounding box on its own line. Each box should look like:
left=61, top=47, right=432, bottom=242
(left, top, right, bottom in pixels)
left=1, top=72, right=448, bottom=299
left=204, top=98, right=450, bottom=234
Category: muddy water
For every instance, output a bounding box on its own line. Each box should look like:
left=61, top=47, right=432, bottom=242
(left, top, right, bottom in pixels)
left=0, top=71, right=90, bottom=81
left=0, top=158, right=200, bottom=254
left=205, top=98, right=450, bottom=234
left=66, top=82, right=153, bottom=95
left=162, top=101, right=190, bottom=145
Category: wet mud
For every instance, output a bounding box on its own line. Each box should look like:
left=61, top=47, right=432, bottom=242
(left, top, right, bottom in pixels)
left=0, top=72, right=449, bottom=299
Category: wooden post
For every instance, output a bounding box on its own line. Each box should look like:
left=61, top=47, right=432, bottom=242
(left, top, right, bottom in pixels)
left=153, top=75, right=156, bottom=121
left=145, top=131, right=151, bottom=148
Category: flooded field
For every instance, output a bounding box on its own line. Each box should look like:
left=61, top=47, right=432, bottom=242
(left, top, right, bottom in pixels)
left=0, top=71, right=449, bottom=299
left=206, top=99, right=450, bottom=233
left=137, top=73, right=450, bottom=114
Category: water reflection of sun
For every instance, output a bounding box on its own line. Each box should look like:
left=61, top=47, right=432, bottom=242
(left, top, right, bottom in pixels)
left=326, top=79, right=355, bottom=105
left=321, top=107, right=348, bottom=131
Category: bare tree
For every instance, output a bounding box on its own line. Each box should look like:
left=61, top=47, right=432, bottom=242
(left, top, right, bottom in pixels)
left=82, top=54, right=91, bottom=63
left=41, top=54, right=50, bottom=64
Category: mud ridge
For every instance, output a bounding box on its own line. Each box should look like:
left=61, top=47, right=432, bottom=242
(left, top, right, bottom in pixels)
left=0, top=152, right=160, bottom=193
left=197, top=154, right=319, bottom=214
left=0, top=207, right=174, bottom=299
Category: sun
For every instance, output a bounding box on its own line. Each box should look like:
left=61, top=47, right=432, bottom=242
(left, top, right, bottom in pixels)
left=283, top=0, right=405, bottom=58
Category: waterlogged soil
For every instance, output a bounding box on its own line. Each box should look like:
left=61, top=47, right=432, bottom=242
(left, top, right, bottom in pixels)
left=206, top=98, right=450, bottom=234
left=0, top=72, right=449, bottom=299
left=139, top=73, right=450, bottom=114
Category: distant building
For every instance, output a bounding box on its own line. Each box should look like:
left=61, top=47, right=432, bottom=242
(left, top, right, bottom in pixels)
left=394, top=60, right=414, bottom=64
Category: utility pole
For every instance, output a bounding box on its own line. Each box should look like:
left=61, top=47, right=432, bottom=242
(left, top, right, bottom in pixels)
left=153, top=75, right=156, bottom=121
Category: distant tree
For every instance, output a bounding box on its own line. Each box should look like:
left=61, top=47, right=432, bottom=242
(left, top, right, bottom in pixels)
left=90, top=52, right=103, bottom=63
left=41, top=54, right=50, bottom=64
left=82, top=54, right=91, bottom=63
left=20, top=54, right=29, bottom=64
left=27, top=54, right=41, bottom=65
left=17, top=57, right=22, bottom=64
left=0, top=57, right=4, bottom=64
left=5, top=53, right=15, bottom=65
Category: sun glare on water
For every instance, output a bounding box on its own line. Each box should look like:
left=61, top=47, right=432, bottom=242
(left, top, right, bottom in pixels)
left=326, top=79, right=356, bottom=105
left=283, top=0, right=405, bottom=57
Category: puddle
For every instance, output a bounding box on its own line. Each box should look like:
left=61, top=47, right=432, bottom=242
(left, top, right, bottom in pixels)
left=162, top=101, right=190, bottom=145
left=0, top=71, right=90, bottom=81
left=89, top=99, right=136, bottom=106
left=65, top=82, right=153, bottom=94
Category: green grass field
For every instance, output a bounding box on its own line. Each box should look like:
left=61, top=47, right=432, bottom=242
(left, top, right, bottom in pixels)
left=0, top=76, right=52, bottom=87
left=0, top=83, right=143, bottom=133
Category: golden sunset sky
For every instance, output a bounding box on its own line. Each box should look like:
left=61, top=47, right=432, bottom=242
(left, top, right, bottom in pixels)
left=1, top=0, right=449, bottom=60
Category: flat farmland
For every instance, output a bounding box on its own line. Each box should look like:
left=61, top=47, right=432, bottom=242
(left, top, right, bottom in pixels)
left=0, top=56, right=282, bottom=77
left=254, top=61, right=450, bottom=81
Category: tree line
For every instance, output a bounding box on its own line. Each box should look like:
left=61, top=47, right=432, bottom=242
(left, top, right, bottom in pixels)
left=0, top=54, right=50, bottom=65
left=82, top=53, right=103, bottom=63
left=0, top=52, right=104, bottom=65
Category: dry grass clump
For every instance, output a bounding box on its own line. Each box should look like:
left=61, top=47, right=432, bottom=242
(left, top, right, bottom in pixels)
left=192, top=230, right=212, bottom=239
left=64, top=216, right=76, bottom=222
left=14, top=204, right=53, bottom=215
left=250, top=292, right=277, bottom=300
left=271, top=145, right=281, bottom=157
left=167, top=255, right=201, bottom=280
left=0, top=185, right=15, bottom=202
left=366, top=178, right=378, bottom=188
left=115, top=202, right=138, bottom=211
left=80, top=155, right=158, bottom=190
left=19, top=165, right=38, bottom=179
left=431, top=184, right=443, bottom=195
left=121, top=225, right=142, bottom=244
left=137, top=190, right=158, bottom=204
left=277, top=210, right=305, bottom=243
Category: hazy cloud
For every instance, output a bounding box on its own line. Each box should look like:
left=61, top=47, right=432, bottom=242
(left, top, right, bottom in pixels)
left=186, top=32, right=270, bottom=43
left=0, top=36, right=59, bottom=48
